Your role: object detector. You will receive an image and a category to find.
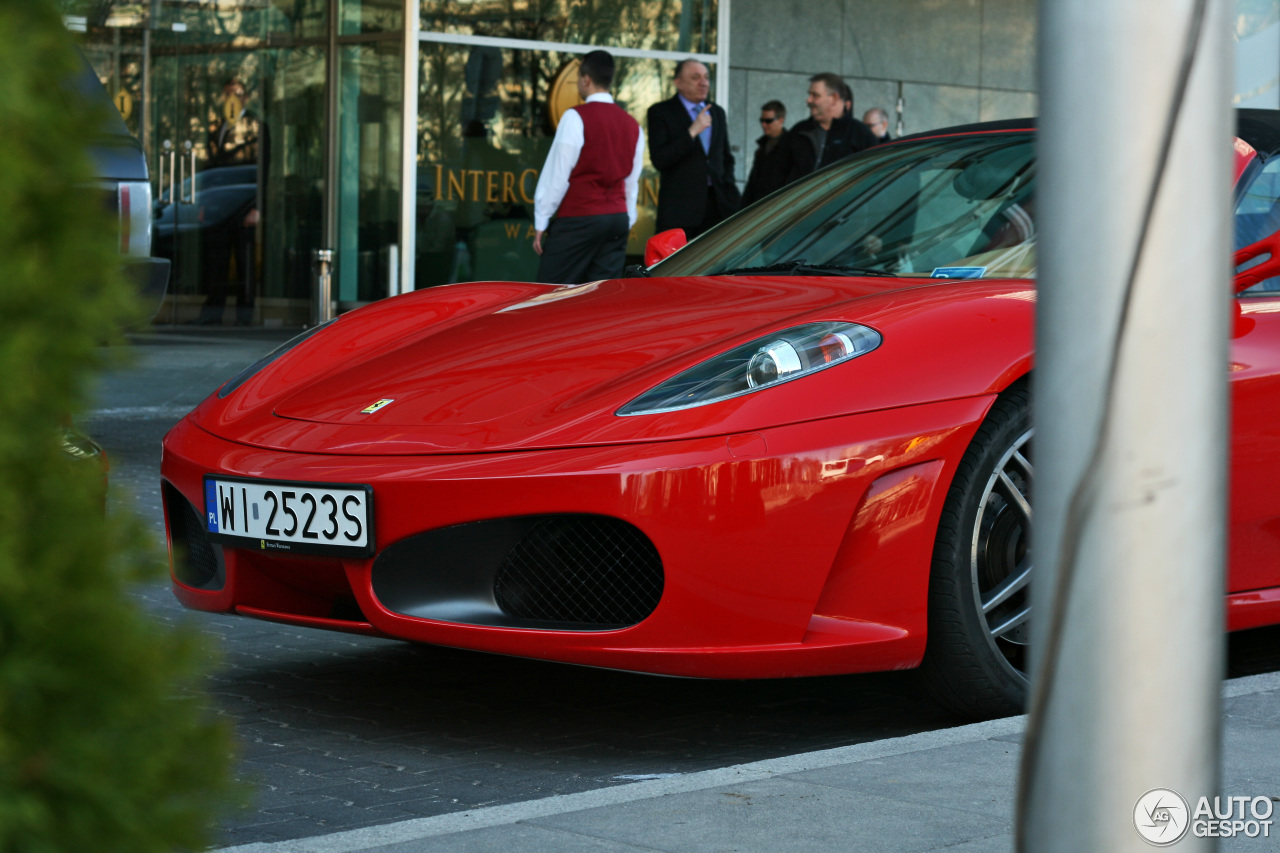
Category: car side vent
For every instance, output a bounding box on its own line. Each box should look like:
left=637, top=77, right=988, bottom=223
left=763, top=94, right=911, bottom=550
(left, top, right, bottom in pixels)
left=164, top=484, right=224, bottom=590
left=493, top=516, right=663, bottom=628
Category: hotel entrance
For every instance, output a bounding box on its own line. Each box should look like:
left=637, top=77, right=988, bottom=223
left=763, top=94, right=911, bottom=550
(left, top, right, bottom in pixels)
left=69, top=0, right=724, bottom=323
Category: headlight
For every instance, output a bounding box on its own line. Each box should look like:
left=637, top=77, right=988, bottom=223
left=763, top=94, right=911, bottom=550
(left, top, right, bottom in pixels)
left=217, top=319, right=337, bottom=399
left=617, top=321, right=881, bottom=416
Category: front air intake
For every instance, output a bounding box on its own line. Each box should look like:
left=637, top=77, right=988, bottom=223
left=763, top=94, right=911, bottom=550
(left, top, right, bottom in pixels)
left=371, top=514, right=663, bottom=630
left=163, top=484, right=224, bottom=590
left=493, top=516, right=663, bottom=627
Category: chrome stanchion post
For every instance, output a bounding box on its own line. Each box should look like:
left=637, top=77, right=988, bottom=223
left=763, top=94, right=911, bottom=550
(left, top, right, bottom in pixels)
left=313, top=249, right=334, bottom=326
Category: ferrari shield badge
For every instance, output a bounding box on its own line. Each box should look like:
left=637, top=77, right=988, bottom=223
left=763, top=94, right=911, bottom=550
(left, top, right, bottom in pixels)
left=360, top=399, right=395, bottom=414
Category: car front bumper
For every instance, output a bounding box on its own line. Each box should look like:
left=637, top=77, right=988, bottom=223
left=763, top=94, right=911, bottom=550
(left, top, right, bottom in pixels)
left=161, top=395, right=993, bottom=679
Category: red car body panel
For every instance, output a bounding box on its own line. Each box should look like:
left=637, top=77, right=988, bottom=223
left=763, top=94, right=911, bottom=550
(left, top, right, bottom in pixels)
left=161, top=124, right=1280, bottom=682
left=188, top=276, right=1033, bottom=455
left=165, top=395, right=991, bottom=677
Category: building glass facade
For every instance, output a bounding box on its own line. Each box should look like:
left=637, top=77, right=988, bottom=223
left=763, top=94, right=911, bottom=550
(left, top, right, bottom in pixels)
left=66, top=0, right=722, bottom=324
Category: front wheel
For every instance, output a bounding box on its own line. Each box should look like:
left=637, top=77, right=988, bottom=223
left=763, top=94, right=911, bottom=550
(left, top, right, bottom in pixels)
left=921, top=383, right=1032, bottom=719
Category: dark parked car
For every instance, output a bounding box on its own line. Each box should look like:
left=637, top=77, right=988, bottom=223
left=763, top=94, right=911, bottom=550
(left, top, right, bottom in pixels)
left=70, top=49, right=169, bottom=320
left=151, top=165, right=258, bottom=294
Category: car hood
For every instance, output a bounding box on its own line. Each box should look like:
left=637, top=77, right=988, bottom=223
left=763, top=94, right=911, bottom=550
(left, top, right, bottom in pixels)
left=190, top=275, right=1033, bottom=455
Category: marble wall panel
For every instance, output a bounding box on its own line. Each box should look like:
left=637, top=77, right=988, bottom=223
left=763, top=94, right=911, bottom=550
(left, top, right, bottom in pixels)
left=730, top=0, right=844, bottom=74
left=725, top=0, right=1039, bottom=178
left=979, top=88, right=1038, bottom=122
left=980, top=0, right=1036, bottom=91
left=900, top=82, right=982, bottom=135
left=728, top=67, right=750, bottom=183
left=842, top=0, right=983, bottom=87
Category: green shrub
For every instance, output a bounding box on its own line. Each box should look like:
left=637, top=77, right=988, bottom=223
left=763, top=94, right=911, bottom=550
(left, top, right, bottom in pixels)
left=0, top=4, right=237, bottom=851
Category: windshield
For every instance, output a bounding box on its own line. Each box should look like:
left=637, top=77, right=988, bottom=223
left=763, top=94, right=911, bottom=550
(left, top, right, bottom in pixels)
left=651, top=133, right=1037, bottom=280
left=1236, top=151, right=1280, bottom=293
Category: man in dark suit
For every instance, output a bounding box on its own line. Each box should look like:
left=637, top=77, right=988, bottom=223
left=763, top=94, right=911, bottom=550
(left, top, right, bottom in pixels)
left=647, top=59, right=740, bottom=239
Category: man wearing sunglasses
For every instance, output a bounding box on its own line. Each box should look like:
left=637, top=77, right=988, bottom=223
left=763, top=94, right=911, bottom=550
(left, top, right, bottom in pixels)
left=742, top=100, right=799, bottom=206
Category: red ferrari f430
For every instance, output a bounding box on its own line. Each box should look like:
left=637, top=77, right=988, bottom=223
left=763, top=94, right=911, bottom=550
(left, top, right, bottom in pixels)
left=162, top=112, right=1280, bottom=719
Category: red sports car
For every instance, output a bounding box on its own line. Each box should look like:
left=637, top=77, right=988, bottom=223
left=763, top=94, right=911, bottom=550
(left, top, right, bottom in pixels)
left=162, top=112, right=1280, bottom=719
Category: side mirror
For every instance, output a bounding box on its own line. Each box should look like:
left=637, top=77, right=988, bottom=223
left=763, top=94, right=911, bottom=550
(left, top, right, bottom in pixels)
left=1234, top=230, right=1280, bottom=293
left=644, top=228, right=687, bottom=267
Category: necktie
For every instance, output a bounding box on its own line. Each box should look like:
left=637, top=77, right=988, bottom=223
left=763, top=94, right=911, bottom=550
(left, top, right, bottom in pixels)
left=690, top=103, right=711, bottom=154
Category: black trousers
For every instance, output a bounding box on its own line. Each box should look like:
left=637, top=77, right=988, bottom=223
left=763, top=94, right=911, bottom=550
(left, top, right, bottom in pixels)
left=199, top=223, right=257, bottom=324
left=536, top=212, right=630, bottom=284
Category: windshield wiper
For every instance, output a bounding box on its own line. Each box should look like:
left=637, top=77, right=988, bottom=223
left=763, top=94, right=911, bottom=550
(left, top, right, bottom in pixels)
left=720, top=259, right=896, bottom=277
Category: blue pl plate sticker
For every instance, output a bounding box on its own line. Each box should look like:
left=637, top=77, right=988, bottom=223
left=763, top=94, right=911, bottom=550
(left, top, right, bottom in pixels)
left=205, top=479, right=219, bottom=532
left=931, top=266, right=987, bottom=279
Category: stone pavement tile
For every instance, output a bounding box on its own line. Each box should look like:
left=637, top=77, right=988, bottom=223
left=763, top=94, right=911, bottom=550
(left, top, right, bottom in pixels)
left=372, top=796, right=475, bottom=819
left=1222, top=713, right=1280, bottom=790
left=788, top=738, right=1021, bottom=821
left=1224, top=689, right=1280, bottom=725
left=236, top=719, right=328, bottom=745
left=215, top=816, right=342, bottom=846
left=286, top=780, right=435, bottom=808
left=924, top=833, right=1012, bottom=852
left=260, top=795, right=417, bottom=827
left=527, top=776, right=1007, bottom=853
left=365, top=822, right=657, bottom=853
left=241, top=786, right=347, bottom=813
left=315, top=748, right=466, bottom=776
left=399, top=772, right=555, bottom=806
left=236, top=737, right=311, bottom=761
left=256, top=792, right=358, bottom=818
left=331, top=762, right=449, bottom=789
left=1220, top=831, right=1280, bottom=853
left=260, top=746, right=368, bottom=776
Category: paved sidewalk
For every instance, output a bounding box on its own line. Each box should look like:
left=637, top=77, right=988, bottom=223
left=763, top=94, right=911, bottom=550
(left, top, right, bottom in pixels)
left=219, top=671, right=1280, bottom=853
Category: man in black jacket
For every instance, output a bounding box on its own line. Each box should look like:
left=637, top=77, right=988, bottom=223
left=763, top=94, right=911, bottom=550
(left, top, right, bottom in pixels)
left=742, top=100, right=799, bottom=206
left=787, top=72, right=878, bottom=181
left=647, top=59, right=740, bottom=238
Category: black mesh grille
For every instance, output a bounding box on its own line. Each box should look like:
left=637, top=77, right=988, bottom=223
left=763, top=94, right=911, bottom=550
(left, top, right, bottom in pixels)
left=493, top=516, right=663, bottom=628
left=165, top=486, right=221, bottom=589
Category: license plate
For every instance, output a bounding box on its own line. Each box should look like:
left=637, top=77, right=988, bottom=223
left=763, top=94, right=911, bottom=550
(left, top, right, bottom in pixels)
left=203, top=476, right=374, bottom=558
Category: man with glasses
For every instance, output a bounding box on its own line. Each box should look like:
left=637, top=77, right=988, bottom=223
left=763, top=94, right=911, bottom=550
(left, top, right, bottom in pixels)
left=863, top=106, right=892, bottom=143
left=743, top=101, right=799, bottom=206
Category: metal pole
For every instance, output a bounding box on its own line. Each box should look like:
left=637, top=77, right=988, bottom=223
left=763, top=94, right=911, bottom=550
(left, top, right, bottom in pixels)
left=322, top=0, right=340, bottom=320
left=715, top=0, right=730, bottom=110
left=398, top=0, right=419, bottom=294
left=140, top=21, right=151, bottom=154
left=314, top=249, right=335, bottom=326
left=1020, top=0, right=1232, bottom=850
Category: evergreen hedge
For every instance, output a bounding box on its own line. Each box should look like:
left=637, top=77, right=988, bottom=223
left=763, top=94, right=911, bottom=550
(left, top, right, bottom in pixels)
left=0, top=4, right=237, bottom=850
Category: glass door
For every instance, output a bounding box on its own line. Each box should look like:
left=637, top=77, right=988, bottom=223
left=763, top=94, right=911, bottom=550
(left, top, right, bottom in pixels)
left=73, top=0, right=330, bottom=326
left=149, top=49, right=265, bottom=324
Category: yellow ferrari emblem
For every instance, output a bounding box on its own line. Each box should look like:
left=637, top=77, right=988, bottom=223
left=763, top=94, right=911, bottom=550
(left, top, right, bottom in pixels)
left=361, top=399, right=394, bottom=414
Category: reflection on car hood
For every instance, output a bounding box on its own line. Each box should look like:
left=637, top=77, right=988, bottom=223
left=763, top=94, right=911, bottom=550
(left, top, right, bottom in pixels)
left=190, top=274, right=1032, bottom=455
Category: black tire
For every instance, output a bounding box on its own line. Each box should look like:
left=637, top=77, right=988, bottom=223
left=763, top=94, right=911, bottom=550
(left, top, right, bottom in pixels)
left=921, top=382, right=1032, bottom=719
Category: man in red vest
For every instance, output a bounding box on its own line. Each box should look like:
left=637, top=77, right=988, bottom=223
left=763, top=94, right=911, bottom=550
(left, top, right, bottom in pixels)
left=533, top=50, right=644, bottom=283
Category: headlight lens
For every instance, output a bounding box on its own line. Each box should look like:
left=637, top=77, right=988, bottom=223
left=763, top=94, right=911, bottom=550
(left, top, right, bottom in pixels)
left=617, top=321, right=881, bottom=416
left=217, top=319, right=337, bottom=399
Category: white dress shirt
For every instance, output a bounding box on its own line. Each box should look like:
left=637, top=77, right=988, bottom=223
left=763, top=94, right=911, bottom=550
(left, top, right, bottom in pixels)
left=533, top=93, right=646, bottom=231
